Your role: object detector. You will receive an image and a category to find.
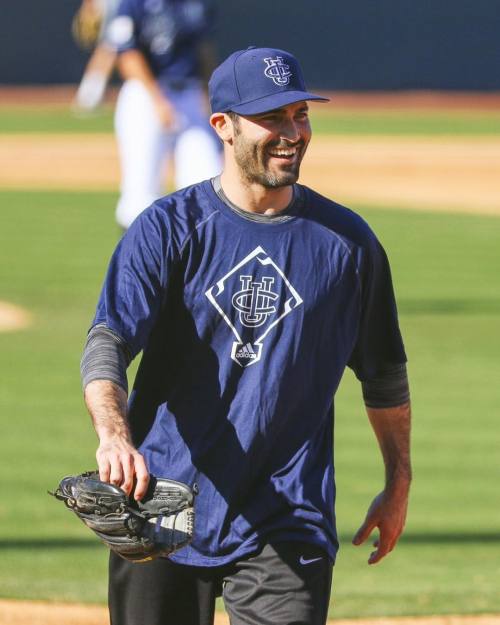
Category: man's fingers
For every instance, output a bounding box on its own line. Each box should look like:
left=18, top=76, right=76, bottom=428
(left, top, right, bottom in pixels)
left=109, top=458, right=124, bottom=487
left=97, top=457, right=111, bottom=483
left=354, top=489, right=408, bottom=564
left=133, top=454, right=150, bottom=501
left=352, top=519, right=376, bottom=546
left=120, top=454, right=135, bottom=496
left=368, top=530, right=396, bottom=564
left=95, top=443, right=149, bottom=499
left=369, top=545, right=394, bottom=564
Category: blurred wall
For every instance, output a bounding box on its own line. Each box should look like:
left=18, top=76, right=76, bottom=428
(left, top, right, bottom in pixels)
left=1, top=0, right=499, bottom=90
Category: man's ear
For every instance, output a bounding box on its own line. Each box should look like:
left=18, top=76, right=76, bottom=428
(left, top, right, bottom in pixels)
left=210, top=113, right=234, bottom=143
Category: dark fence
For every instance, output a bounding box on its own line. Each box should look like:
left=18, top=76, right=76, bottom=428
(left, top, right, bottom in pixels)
left=1, top=0, right=499, bottom=90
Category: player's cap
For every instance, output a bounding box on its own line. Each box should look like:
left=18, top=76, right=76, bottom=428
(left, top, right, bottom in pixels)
left=209, top=46, right=329, bottom=115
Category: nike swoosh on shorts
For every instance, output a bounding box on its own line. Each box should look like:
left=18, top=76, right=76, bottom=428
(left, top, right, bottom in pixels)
left=299, top=556, right=322, bottom=565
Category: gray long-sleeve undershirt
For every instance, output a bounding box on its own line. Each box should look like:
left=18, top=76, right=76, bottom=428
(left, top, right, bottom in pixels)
left=80, top=323, right=132, bottom=393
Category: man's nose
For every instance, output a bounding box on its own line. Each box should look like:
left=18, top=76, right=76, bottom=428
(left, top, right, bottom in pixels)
left=279, top=119, right=301, bottom=143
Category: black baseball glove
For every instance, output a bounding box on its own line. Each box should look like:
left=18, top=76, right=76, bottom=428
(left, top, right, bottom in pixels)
left=50, top=471, right=196, bottom=562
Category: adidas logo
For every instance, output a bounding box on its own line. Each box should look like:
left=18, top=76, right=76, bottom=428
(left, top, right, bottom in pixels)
left=231, top=340, right=262, bottom=367
left=235, top=343, right=257, bottom=360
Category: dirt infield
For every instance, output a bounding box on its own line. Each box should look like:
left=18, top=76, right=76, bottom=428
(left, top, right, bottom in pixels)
left=0, top=134, right=119, bottom=190
left=1, top=86, right=499, bottom=216
left=302, top=136, right=500, bottom=215
left=0, top=301, right=32, bottom=333
left=0, top=600, right=498, bottom=625
left=1, top=133, right=499, bottom=215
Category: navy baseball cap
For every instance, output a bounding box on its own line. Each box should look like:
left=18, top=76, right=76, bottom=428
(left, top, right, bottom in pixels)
left=209, top=46, right=329, bottom=115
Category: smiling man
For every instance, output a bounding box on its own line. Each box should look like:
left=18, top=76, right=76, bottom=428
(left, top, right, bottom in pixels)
left=81, top=46, right=412, bottom=625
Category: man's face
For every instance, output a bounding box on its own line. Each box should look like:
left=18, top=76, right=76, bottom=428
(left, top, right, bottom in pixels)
left=230, top=101, right=311, bottom=188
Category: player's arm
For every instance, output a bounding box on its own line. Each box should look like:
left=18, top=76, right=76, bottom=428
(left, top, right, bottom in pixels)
left=352, top=368, right=412, bottom=564
left=84, top=379, right=149, bottom=500
left=81, top=324, right=149, bottom=501
left=347, top=229, right=412, bottom=564
left=117, top=49, right=176, bottom=127
left=83, top=208, right=170, bottom=500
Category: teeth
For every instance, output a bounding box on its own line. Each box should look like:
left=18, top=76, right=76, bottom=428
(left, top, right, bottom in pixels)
left=269, top=149, right=296, bottom=157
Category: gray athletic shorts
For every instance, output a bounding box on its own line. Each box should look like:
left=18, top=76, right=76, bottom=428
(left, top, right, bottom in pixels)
left=109, top=541, right=334, bottom=625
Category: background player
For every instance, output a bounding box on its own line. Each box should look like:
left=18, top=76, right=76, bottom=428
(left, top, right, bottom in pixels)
left=106, top=0, right=221, bottom=229
left=72, top=0, right=120, bottom=112
left=80, top=47, right=412, bottom=625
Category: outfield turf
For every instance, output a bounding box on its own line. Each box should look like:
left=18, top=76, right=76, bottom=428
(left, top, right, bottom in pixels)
left=2, top=105, right=500, bottom=135
left=0, top=187, right=499, bottom=617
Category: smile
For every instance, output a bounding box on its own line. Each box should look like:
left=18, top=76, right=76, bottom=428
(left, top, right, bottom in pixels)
left=267, top=147, right=298, bottom=158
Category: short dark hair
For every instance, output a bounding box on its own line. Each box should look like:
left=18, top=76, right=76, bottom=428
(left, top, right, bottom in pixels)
left=227, top=111, right=240, bottom=127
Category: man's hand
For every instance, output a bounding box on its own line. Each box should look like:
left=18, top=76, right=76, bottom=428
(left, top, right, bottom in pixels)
left=352, top=484, right=409, bottom=564
left=152, top=93, right=177, bottom=129
left=96, top=435, right=150, bottom=501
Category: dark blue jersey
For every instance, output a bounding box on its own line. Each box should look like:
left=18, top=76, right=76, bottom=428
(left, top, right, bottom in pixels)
left=109, top=0, right=215, bottom=83
left=93, top=180, right=406, bottom=566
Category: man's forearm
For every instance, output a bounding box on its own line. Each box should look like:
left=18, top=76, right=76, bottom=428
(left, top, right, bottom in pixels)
left=117, top=49, right=158, bottom=91
left=84, top=379, right=131, bottom=442
left=366, top=402, right=412, bottom=489
left=352, top=401, right=412, bottom=563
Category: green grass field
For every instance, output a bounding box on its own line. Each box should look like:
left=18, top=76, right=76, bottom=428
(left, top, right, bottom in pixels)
left=2, top=104, right=500, bottom=135
left=0, top=106, right=499, bottom=618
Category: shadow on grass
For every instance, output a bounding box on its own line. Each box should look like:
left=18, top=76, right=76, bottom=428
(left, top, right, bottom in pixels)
left=340, top=531, right=500, bottom=544
left=1, top=532, right=499, bottom=550
left=399, top=298, right=500, bottom=315
left=0, top=538, right=99, bottom=550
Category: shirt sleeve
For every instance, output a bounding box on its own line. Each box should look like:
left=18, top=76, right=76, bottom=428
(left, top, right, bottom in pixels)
left=106, top=0, right=140, bottom=53
left=92, top=204, right=177, bottom=358
left=348, top=234, right=407, bottom=381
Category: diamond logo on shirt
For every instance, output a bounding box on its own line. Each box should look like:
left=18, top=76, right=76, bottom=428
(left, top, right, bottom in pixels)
left=205, top=246, right=303, bottom=367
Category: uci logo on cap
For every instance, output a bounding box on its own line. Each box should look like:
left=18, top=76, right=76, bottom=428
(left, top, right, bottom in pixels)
left=263, top=56, right=292, bottom=86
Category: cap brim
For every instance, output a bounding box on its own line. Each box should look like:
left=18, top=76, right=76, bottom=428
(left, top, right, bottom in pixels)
left=228, top=90, right=329, bottom=115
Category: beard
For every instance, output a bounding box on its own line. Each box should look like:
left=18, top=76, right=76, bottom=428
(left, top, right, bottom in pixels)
left=232, top=129, right=308, bottom=189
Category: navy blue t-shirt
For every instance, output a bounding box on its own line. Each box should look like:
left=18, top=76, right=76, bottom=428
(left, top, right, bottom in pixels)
left=108, top=0, right=215, bottom=83
left=93, top=180, right=407, bottom=566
